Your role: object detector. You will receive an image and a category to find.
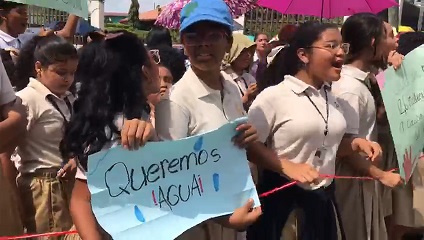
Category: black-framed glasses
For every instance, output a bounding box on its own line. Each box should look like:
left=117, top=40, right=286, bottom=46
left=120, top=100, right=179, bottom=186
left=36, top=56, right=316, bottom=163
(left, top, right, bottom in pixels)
left=307, top=42, right=350, bottom=54
left=149, top=49, right=161, bottom=64
left=182, top=31, right=228, bottom=46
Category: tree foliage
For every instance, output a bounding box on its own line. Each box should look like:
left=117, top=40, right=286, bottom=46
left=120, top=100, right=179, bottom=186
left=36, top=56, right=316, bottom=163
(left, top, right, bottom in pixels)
left=128, top=0, right=141, bottom=28
left=105, top=23, right=181, bottom=43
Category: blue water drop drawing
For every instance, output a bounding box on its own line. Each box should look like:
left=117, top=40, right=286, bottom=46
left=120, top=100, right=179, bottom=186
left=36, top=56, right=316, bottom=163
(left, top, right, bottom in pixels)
left=193, top=136, right=203, bottom=152
left=134, top=205, right=145, bottom=222
left=213, top=173, right=220, bottom=192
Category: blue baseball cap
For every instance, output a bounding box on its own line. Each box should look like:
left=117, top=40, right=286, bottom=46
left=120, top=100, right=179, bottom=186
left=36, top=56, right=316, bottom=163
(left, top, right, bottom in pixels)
left=180, top=0, right=233, bottom=33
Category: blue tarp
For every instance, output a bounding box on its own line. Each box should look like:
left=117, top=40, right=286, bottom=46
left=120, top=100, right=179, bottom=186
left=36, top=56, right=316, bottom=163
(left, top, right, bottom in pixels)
left=44, top=19, right=99, bottom=36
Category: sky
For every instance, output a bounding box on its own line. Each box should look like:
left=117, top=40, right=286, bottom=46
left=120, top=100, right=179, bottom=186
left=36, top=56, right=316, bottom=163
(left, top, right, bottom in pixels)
left=105, top=0, right=173, bottom=13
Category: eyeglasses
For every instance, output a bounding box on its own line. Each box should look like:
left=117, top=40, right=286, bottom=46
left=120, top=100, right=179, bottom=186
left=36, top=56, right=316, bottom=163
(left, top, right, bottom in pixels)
left=182, top=31, right=228, bottom=46
left=307, top=42, right=350, bottom=54
left=149, top=49, right=161, bottom=64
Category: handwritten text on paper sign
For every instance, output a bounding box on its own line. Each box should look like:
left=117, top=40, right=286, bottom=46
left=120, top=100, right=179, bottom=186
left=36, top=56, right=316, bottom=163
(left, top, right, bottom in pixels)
left=377, top=44, right=424, bottom=182
left=87, top=117, right=259, bottom=240
left=103, top=136, right=222, bottom=211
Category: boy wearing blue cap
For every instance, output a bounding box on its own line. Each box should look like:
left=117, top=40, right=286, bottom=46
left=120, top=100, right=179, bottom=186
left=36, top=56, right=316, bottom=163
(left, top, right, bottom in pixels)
left=156, top=0, right=264, bottom=239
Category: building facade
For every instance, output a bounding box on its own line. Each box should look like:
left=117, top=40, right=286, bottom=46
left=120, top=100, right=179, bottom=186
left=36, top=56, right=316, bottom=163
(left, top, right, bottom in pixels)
left=27, top=5, right=68, bottom=27
left=104, top=13, right=127, bottom=24
left=243, top=7, right=343, bottom=36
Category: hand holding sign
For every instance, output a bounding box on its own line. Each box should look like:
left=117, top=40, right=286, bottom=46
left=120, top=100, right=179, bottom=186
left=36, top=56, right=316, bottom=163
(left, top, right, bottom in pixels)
left=87, top=117, right=259, bottom=240
left=233, top=123, right=258, bottom=148
left=227, top=198, right=262, bottom=231
left=121, top=119, right=156, bottom=150
left=376, top=44, right=424, bottom=182
left=387, top=50, right=405, bottom=70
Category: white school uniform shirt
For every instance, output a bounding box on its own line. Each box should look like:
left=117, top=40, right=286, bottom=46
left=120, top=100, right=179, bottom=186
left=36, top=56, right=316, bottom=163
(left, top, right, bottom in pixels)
left=0, top=30, right=21, bottom=50
left=221, top=68, right=256, bottom=97
left=332, top=65, right=379, bottom=240
left=155, top=65, right=248, bottom=240
left=0, top=30, right=37, bottom=50
left=331, top=65, right=377, bottom=141
left=16, top=78, right=74, bottom=174
left=248, top=75, right=347, bottom=190
left=155, top=67, right=246, bottom=140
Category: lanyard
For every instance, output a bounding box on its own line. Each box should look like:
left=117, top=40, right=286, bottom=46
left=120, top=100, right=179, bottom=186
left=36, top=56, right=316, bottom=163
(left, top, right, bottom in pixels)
left=304, top=89, right=329, bottom=137
left=46, top=95, right=73, bottom=124
left=235, top=76, right=249, bottom=96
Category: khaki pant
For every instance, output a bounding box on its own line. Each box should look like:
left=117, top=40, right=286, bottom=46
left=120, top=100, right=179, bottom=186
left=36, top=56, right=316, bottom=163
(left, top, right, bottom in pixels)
left=18, top=170, right=74, bottom=239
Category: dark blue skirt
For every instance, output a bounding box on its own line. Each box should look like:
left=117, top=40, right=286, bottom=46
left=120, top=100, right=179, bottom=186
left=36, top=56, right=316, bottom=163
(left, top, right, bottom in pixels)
left=247, top=170, right=345, bottom=240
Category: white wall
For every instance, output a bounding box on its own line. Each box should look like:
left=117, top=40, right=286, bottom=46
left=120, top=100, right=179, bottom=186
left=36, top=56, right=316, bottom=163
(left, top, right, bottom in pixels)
left=89, top=0, right=105, bottom=29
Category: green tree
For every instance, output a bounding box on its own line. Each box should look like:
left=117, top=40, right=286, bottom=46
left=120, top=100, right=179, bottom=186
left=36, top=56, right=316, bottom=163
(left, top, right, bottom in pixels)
left=128, top=0, right=141, bottom=28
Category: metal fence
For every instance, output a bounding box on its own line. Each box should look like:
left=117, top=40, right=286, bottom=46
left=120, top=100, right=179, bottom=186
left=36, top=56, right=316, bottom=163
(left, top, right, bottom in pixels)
left=244, top=7, right=344, bottom=36
left=27, top=5, right=68, bottom=27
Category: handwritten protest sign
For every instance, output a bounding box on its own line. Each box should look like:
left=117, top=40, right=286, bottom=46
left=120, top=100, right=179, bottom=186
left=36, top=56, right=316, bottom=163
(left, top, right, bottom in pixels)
left=6, top=0, right=88, bottom=18
left=376, top=44, right=424, bottom=182
left=87, top=117, right=259, bottom=240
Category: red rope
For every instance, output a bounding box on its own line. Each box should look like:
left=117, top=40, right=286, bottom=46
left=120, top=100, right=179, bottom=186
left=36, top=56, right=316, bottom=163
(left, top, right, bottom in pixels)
left=259, top=168, right=398, bottom=198
left=3, top=169, right=399, bottom=239
left=0, top=230, right=78, bottom=239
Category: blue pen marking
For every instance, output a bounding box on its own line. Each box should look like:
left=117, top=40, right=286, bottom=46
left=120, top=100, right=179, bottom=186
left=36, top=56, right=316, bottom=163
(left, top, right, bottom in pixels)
left=134, top=205, right=145, bottom=222
left=213, top=173, right=220, bottom=192
left=193, top=136, right=203, bottom=152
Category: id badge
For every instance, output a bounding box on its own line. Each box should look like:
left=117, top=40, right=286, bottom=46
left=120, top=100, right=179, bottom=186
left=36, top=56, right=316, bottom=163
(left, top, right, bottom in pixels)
left=314, top=146, right=327, bottom=166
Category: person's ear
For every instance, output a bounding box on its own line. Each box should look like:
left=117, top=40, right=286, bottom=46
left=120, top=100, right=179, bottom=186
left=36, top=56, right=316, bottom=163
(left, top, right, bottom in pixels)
left=35, top=61, right=43, bottom=77
left=0, top=9, right=8, bottom=22
left=296, top=48, right=309, bottom=65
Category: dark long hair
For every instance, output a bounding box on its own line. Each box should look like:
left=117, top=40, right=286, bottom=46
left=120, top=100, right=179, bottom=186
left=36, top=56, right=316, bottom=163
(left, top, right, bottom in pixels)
left=14, top=35, right=77, bottom=91
left=258, top=21, right=337, bottom=92
left=397, top=32, right=424, bottom=55
left=146, top=26, right=172, bottom=49
left=342, top=13, right=385, bottom=67
left=155, top=46, right=186, bottom=83
left=13, top=36, right=41, bottom=90
left=61, top=31, right=151, bottom=170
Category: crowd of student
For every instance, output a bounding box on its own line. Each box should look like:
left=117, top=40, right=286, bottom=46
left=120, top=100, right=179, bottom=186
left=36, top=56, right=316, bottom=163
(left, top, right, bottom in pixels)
left=1, top=0, right=424, bottom=239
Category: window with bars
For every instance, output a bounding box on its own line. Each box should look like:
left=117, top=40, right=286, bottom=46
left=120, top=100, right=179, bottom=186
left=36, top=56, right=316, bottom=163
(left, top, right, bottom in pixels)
left=243, top=7, right=344, bottom=36
left=27, top=5, right=68, bottom=27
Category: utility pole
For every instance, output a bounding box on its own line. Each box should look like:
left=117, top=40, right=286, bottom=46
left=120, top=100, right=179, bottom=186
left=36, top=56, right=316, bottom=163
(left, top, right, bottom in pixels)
left=89, top=0, right=105, bottom=29
left=388, top=0, right=400, bottom=28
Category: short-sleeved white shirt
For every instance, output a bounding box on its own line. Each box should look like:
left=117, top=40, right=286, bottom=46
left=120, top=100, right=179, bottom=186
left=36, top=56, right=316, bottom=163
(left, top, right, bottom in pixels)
left=155, top=67, right=246, bottom=140
left=332, top=65, right=377, bottom=141
left=248, top=75, right=347, bottom=189
left=221, top=68, right=256, bottom=97
left=0, top=30, right=37, bottom=50
left=16, top=78, right=74, bottom=173
left=0, top=56, right=15, bottom=105
left=0, top=30, right=21, bottom=50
